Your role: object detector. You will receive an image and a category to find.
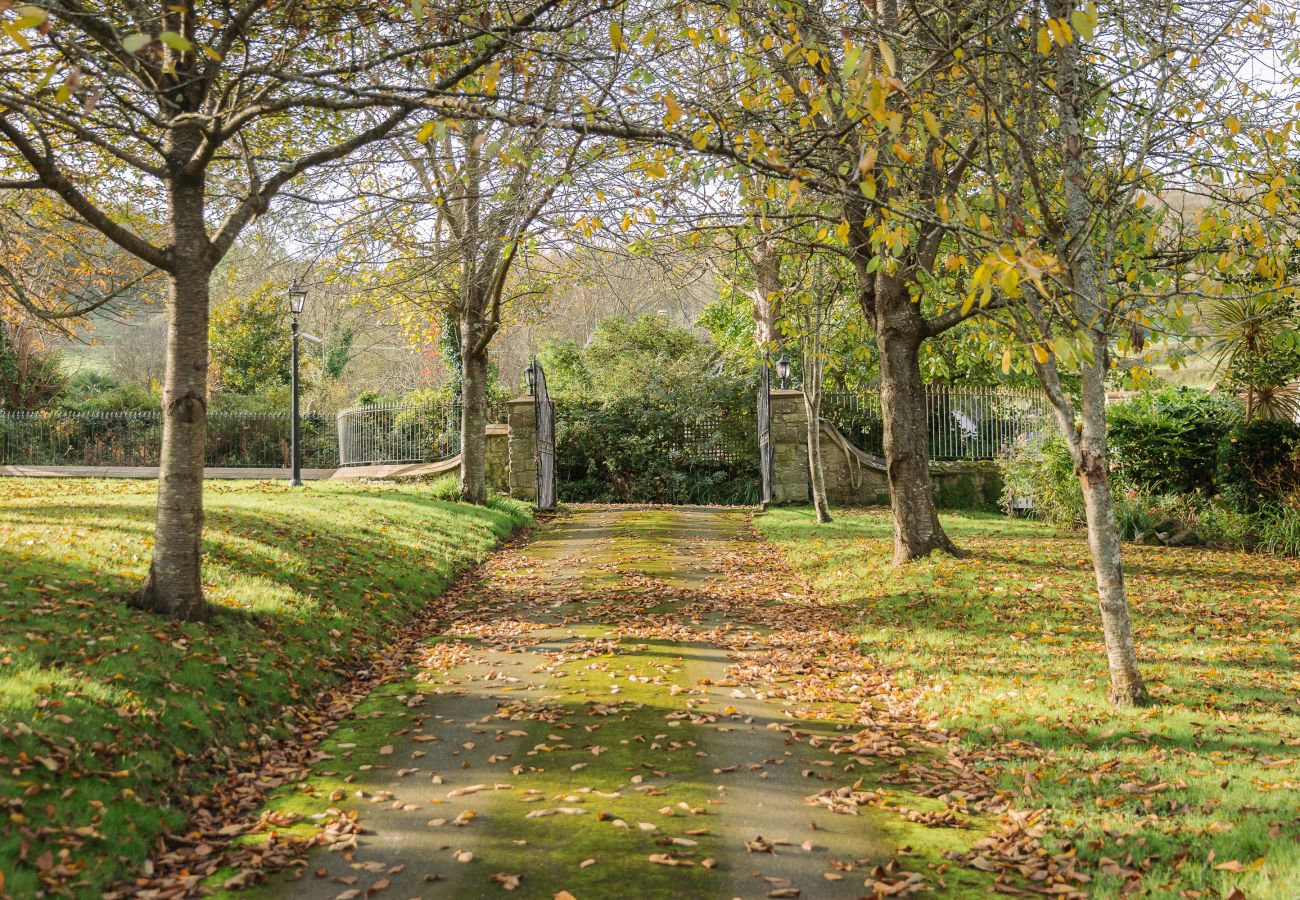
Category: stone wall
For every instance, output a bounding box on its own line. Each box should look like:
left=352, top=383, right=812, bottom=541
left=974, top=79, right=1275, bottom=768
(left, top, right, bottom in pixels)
left=816, top=419, right=1003, bottom=510
left=506, top=397, right=537, bottom=501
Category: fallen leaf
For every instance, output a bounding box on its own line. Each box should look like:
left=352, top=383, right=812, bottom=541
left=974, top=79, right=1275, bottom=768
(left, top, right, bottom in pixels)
left=490, top=872, right=521, bottom=890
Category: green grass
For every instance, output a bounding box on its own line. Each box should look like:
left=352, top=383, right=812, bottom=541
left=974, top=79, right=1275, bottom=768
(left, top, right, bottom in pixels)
left=758, top=506, right=1300, bottom=899
left=0, top=478, right=530, bottom=897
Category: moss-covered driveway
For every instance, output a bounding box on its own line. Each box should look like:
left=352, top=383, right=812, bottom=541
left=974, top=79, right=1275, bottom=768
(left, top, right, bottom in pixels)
left=213, top=507, right=1019, bottom=900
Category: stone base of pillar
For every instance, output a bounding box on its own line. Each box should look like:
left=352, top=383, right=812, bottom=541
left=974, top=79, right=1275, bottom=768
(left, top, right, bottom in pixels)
left=506, top=397, right=537, bottom=501
left=769, top=389, right=810, bottom=505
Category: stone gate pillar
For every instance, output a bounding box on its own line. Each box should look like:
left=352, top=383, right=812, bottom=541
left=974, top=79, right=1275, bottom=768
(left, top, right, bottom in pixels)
left=769, top=389, right=810, bottom=505
left=485, top=423, right=510, bottom=494
left=506, top=396, right=536, bottom=501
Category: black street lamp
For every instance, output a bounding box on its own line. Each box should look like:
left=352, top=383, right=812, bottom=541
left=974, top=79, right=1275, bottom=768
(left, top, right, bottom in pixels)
left=287, top=280, right=308, bottom=486
left=524, top=359, right=537, bottom=396
left=776, top=353, right=791, bottom=389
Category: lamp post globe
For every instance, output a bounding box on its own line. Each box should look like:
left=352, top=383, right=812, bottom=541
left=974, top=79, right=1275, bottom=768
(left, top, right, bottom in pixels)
left=776, top=353, right=791, bottom=390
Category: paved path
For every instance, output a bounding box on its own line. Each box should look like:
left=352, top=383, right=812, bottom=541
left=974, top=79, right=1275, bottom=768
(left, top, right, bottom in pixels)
left=0, top=465, right=335, bottom=479
left=239, top=507, right=909, bottom=900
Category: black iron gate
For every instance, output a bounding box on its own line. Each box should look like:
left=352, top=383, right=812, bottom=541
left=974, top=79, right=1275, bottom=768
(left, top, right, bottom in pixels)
left=758, top=355, right=773, bottom=505
left=534, top=358, right=557, bottom=510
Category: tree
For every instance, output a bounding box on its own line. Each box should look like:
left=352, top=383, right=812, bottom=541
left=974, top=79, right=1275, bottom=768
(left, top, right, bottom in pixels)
left=209, top=283, right=293, bottom=395
left=1206, top=295, right=1300, bottom=423
left=338, top=35, right=623, bottom=503
left=790, top=251, right=856, bottom=524
left=951, top=0, right=1300, bottom=704
left=0, top=0, right=570, bottom=618
left=0, top=311, right=64, bottom=408
left=546, top=0, right=1017, bottom=560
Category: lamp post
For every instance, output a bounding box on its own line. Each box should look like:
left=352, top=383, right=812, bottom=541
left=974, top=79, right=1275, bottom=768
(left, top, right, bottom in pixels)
left=776, top=353, right=791, bottom=390
left=525, top=359, right=537, bottom=396
left=287, top=280, right=308, bottom=486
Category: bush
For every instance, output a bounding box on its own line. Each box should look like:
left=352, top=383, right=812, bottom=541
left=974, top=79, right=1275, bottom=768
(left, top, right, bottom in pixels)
left=424, top=474, right=463, bottom=502
left=1256, top=503, right=1300, bottom=557
left=935, top=472, right=1003, bottom=511
left=1112, top=490, right=1204, bottom=545
left=556, top=379, right=758, bottom=505
left=1216, top=419, right=1300, bottom=510
left=56, top=371, right=158, bottom=412
left=998, top=432, right=1085, bottom=529
left=1107, top=387, right=1239, bottom=495
left=1194, top=503, right=1255, bottom=550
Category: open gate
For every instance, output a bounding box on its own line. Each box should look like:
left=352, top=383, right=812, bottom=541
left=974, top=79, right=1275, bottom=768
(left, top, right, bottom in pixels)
left=534, top=358, right=557, bottom=510
left=758, top=355, right=773, bottom=505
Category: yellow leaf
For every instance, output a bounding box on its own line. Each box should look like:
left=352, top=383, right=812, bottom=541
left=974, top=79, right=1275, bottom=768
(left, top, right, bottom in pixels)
left=922, top=109, right=941, bottom=139
left=1046, top=18, right=1072, bottom=45
left=663, top=93, right=684, bottom=124
left=1036, top=27, right=1051, bottom=55
left=1071, top=6, right=1096, bottom=40
left=416, top=121, right=437, bottom=143
left=997, top=267, right=1019, bottom=296
left=122, top=33, right=152, bottom=54
left=477, top=62, right=501, bottom=94
left=878, top=39, right=896, bottom=76
left=1002, top=348, right=1013, bottom=375
left=3, top=23, right=31, bottom=51
left=159, top=31, right=193, bottom=52
left=1032, top=343, right=1050, bottom=364
left=1225, top=115, right=1241, bottom=134
left=609, top=21, right=627, bottom=52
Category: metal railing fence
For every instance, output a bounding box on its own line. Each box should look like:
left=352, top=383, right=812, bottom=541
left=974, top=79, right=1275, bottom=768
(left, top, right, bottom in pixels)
left=335, top=400, right=505, bottom=467
left=822, top=386, right=1053, bottom=460
left=0, top=409, right=338, bottom=468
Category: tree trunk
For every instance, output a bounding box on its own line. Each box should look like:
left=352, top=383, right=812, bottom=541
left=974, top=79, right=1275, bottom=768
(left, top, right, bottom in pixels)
left=1049, top=0, right=1149, bottom=706
left=805, top=393, right=832, bottom=524
left=1077, top=371, right=1149, bottom=706
left=132, top=180, right=211, bottom=619
left=871, top=274, right=959, bottom=562
left=458, top=315, right=489, bottom=505
left=751, top=237, right=782, bottom=348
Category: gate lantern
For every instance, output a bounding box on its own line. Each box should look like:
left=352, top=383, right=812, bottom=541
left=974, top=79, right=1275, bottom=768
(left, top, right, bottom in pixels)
left=776, top=353, right=791, bottom=389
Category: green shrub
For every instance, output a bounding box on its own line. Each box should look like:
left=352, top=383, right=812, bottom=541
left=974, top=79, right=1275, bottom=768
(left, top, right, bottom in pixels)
left=56, top=371, right=158, bottom=412
left=1256, top=503, right=1300, bottom=557
left=1112, top=490, right=1203, bottom=544
left=1216, top=419, right=1300, bottom=510
left=555, top=379, right=758, bottom=505
left=935, top=472, right=1002, bottom=511
left=1196, top=503, right=1255, bottom=550
left=424, top=474, right=463, bottom=502
left=935, top=475, right=979, bottom=510
left=1107, top=387, right=1239, bottom=495
left=998, top=432, right=1085, bottom=529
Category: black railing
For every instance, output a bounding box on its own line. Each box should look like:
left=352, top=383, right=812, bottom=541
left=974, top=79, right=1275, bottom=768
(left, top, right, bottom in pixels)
left=0, top=409, right=338, bottom=468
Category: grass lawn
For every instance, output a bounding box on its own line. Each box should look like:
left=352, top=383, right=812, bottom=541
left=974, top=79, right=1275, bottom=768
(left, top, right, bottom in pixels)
left=0, top=478, right=529, bottom=897
left=758, top=507, right=1300, bottom=899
